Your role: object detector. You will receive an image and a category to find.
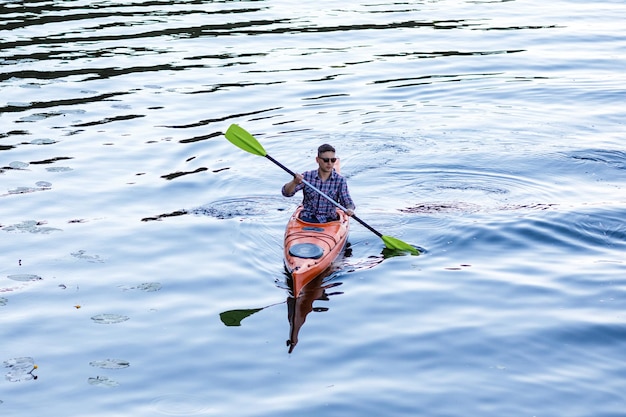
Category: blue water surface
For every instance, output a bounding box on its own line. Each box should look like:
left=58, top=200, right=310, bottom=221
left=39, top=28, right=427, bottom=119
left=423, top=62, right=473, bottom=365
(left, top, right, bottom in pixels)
left=1, top=0, right=625, bottom=416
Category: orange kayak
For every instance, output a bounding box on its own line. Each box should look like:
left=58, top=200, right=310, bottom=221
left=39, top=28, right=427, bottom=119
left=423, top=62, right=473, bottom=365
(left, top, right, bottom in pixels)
left=284, top=206, right=350, bottom=298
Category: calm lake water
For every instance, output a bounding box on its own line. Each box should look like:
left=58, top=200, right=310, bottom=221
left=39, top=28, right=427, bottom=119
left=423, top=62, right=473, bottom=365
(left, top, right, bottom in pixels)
left=1, top=0, right=625, bottom=416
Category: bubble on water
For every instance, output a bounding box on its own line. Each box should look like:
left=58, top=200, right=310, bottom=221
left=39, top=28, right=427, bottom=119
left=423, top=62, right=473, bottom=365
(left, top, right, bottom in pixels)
left=91, top=314, right=129, bottom=324
left=89, top=359, right=130, bottom=369
left=46, top=166, right=73, bottom=172
left=36, top=181, right=52, bottom=188
left=7, top=274, right=42, bottom=282
left=88, top=376, right=119, bottom=387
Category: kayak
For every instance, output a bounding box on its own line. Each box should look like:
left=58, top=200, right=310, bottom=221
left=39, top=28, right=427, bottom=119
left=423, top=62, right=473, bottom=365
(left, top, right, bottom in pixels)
left=284, top=205, right=350, bottom=298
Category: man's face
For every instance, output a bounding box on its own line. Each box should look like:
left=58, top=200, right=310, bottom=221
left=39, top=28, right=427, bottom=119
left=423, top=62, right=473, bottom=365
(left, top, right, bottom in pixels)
left=316, top=151, right=336, bottom=172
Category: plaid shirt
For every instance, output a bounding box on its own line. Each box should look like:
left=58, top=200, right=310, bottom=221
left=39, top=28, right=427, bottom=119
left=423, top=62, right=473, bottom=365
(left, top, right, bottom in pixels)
left=282, top=169, right=355, bottom=223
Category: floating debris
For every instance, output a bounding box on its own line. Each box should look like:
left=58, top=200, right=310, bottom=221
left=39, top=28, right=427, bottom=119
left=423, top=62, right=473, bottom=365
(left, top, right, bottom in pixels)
left=4, top=181, right=53, bottom=194
left=46, top=166, right=73, bottom=172
left=0, top=298, right=7, bottom=306
left=89, top=359, right=130, bottom=369
left=71, top=250, right=104, bottom=263
left=7, top=274, right=42, bottom=282
left=120, top=282, right=162, bottom=292
left=1, top=220, right=61, bottom=234
left=8, top=187, right=37, bottom=194
left=137, top=282, right=161, bottom=292
left=4, top=357, right=38, bottom=382
left=29, top=138, right=56, bottom=145
left=88, top=376, right=119, bottom=387
left=91, top=314, right=129, bottom=324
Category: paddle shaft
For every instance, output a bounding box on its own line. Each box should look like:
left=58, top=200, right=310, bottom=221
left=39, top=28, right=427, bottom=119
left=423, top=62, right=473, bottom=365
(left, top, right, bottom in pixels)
left=265, top=154, right=384, bottom=239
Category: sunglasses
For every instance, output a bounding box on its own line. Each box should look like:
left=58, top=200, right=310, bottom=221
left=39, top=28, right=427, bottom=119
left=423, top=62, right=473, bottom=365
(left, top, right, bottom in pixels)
left=319, top=157, right=337, bottom=163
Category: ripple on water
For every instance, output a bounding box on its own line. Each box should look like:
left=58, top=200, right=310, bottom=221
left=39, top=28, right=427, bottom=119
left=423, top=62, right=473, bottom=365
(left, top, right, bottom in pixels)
left=89, top=359, right=130, bottom=369
left=567, top=149, right=626, bottom=171
left=399, top=164, right=561, bottom=213
left=91, top=314, right=130, bottom=324
left=191, top=196, right=289, bottom=220
left=143, top=196, right=290, bottom=222
left=450, top=204, right=626, bottom=258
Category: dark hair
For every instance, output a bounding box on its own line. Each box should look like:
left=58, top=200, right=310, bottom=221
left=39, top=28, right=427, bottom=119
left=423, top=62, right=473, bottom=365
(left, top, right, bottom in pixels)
left=317, top=144, right=335, bottom=155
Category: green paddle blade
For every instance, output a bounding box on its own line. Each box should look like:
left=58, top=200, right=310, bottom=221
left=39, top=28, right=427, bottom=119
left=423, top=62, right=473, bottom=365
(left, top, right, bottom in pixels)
left=225, top=124, right=267, bottom=157
left=382, top=235, right=420, bottom=255
left=219, top=308, right=263, bottom=326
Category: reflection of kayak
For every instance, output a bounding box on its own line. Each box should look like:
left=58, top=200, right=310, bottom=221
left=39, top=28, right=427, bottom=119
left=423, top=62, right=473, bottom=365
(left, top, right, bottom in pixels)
left=286, top=274, right=342, bottom=353
left=284, top=206, right=350, bottom=298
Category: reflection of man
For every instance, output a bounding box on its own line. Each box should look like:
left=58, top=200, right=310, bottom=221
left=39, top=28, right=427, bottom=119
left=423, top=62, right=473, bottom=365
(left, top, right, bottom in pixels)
left=281, top=143, right=355, bottom=223
left=287, top=279, right=341, bottom=353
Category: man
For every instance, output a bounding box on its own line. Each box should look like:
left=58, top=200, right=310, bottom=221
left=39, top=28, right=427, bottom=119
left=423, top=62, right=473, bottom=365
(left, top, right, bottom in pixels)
left=282, top=144, right=355, bottom=223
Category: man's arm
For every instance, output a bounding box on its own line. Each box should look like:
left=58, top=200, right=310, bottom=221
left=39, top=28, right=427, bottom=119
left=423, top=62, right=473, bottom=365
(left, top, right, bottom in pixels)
left=338, top=178, right=355, bottom=216
left=282, top=173, right=303, bottom=197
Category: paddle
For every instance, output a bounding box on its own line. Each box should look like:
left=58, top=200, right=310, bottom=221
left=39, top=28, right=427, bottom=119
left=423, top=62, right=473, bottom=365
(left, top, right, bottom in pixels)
left=224, top=124, right=419, bottom=255
left=219, top=301, right=286, bottom=326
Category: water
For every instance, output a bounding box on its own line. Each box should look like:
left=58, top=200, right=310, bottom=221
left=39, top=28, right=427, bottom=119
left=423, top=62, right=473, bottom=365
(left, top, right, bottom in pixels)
left=1, top=0, right=625, bottom=415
